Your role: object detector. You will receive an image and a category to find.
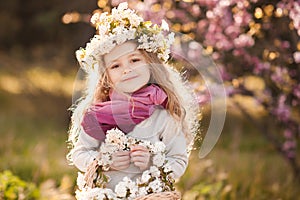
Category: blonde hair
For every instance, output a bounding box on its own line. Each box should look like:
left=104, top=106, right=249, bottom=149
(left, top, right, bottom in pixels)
left=67, top=44, right=198, bottom=163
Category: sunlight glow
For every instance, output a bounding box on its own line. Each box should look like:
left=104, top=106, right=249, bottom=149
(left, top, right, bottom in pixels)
left=0, top=75, right=22, bottom=94
left=26, top=68, right=74, bottom=96
left=0, top=68, right=74, bottom=96
left=263, top=5, right=274, bottom=17
left=97, top=0, right=107, bottom=8
left=62, top=12, right=80, bottom=24
left=275, top=7, right=283, bottom=17
left=151, top=4, right=161, bottom=12
left=254, top=7, right=263, bottom=19
left=244, top=76, right=265, bottom=91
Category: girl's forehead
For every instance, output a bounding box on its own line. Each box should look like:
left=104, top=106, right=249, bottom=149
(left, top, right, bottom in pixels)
left=104, top=42, right=139, bottom=65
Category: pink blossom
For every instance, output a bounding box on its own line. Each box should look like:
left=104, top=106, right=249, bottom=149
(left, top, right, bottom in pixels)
left=293, top=51, right=300, bottom=63
left=196, top=92, right=210, bottom=105
left=271, top=67, right=287, bottom=84
left=233, top=34, right=255, bottom=48
left=191, top=5, right=201, bottom=17
left=197, top=0, right=218, bottom=7
left=197, top=20, right=208, bottom=33
left=283, top=140, right=296, bottom=151
left=281, top=41, right=290, bottom=49
left=284, top=129, right=293, bottom=139
left=225, top=25, right=241, bottom=38
left=273, top=95, right=291, bottom=122
left=293, top=84, right=300, bottom=99
left=287, top=151, right=296, bottom=159
left=253, top=59, right=271, bottom=74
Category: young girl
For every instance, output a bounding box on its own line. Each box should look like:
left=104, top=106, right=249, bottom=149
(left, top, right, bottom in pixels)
left=67, top=3, right=199, bottom=199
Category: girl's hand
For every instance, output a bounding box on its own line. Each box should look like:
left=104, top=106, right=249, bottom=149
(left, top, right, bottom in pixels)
left=130, top=145, right=151, bottom=171
left=111, top=151, right=131, bottom=171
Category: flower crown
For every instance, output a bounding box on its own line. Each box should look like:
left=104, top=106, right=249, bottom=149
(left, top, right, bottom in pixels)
left=76, top=2, right=175, bottom=69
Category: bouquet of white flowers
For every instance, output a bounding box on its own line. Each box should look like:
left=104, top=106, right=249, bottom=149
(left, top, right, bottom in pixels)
left=75, top=128, right=179, bottom=200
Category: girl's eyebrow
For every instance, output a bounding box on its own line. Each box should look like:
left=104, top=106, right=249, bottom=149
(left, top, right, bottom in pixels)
left=107, top=50, right=142, bottom=65
left=128, top=51, right=142, bottom=57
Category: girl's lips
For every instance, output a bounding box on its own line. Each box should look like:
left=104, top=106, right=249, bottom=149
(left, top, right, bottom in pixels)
left=121, top=75, right=138, bottom=82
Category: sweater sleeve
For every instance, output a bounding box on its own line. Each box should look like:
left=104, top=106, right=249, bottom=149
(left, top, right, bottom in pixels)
left=71, top=130, right=101, bottom=172
left=160, top=115, right=188, bottom=179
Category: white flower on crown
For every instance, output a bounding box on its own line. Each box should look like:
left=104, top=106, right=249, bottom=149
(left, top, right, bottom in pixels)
left=76, top=2, right=174, bottom=70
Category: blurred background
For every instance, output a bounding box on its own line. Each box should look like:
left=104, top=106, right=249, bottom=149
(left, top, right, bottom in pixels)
left=0, top=0, right=299, bottom=199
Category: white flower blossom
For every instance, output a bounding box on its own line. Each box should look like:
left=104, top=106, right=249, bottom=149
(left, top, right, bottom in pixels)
left=105, top=128, right=127, bottom=146
left=117, top=2, right=128, bottom=11
left=76, top=172, right=86, bottom=190
left=138, top=187, right=148, bottom=196
left=153, top=153, right=165, bottom=167
left=115, top=182, right=127, bottom=197
left=149, top=166, right=160, bottom=177
left=153, top=141, right=166, bottom=153
left=138, top=34, right=149, bottom=44
left=148, top=179, right=163, bottom=193
left=141, top=171, right=151, bottom=183
left=115, top=177, right=138, bottom=198
left=98, top=25, right=108, bottom=36
left=163, top=163, right=172, bottom=173
left=90, top=13, right=100, bottom=24
left=98, top=153, right=112, bottom=166
left=161, top=20, right=169, bottom=31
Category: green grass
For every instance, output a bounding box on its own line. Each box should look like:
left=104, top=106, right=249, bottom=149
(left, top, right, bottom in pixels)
left=0, top=112, right=77, bottom=185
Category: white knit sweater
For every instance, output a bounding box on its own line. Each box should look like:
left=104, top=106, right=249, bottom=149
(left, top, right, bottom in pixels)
left=71, top=108, right=188, bottom=189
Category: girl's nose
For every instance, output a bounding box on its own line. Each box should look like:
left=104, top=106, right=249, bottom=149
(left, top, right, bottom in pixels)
left=123, top=62, right=132, bottom=74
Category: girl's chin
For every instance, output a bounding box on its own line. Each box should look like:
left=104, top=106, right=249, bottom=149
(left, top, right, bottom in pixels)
left=117, top=87, right=142, bottom=94
left=115, top=80, right=149, bottom=93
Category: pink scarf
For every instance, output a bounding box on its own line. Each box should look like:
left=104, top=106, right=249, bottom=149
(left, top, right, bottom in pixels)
left=81, top=84, right=168, bottom=141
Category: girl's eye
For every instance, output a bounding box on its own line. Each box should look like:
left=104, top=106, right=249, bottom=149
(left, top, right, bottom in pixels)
left=110, top=64, right=119, bottom=69
left=132, top=58, right=140, bottom=62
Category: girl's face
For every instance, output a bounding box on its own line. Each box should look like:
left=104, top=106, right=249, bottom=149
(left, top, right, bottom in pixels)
left=104, top=42, right=151, bottom=93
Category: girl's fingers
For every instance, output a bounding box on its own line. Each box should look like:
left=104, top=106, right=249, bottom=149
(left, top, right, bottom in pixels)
left=113, top=157, right=130, bottom=163
left=130, top=146, right=150, bottom=170
left=111, top=160, right=130, bottom=168
left=111, top=158, right=130, bottom=170
left=111, top=149, right=151, bottom=170
left=112, top=151, right=130, bottom=159
left=131, top=157, right=149, bottom=163
left=130, top=150, right=150, bottom=170
left=130, top=145, right=148, bottom=152
left=114, top=151, right=130, bottom=156
left=111, top=150, right=131, bottom=170
left=130, top=150, right=150, bottom=158
left=130, top=151, right=148, bottom=157
left=132, top=161, right=149, bottom=171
